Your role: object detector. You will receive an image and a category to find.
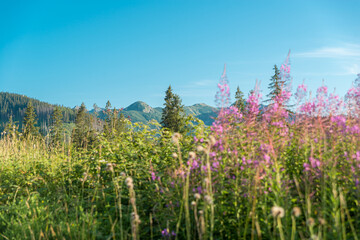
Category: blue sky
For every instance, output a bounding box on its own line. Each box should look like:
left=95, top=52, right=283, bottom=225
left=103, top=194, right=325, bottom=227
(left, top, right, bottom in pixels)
left=1, top=0, right=359, bottom=108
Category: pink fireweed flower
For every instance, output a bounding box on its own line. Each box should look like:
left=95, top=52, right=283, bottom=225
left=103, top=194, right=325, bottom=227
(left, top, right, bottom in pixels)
left=295, top=84, right=307, bottom=103
left=317, top=85, right=328, bottom=95
left=299, top=101, right=315, bottom=115
left=331, top=115, right=346, bottom=128
left=245, top=86, right=262, bottom=118
left=280, top=50, right=292, bottom=91
left=151, top=171, right=156, bottom=181
left=303, top=157, right=321, bottom=174
left=352, top=151, right=360, bottom=161
left=303, top=163, right=311, bottom=172
left=349, top=125, right=360, bottom=134
left=215, top=64, right=231, bottom=109
left=309, top=157, right=321, bottom=168
left=264, top=154, right=271, bottom=164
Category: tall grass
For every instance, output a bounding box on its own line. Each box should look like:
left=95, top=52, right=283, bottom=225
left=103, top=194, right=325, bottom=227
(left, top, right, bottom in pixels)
left=1, top=76, right=360, bottom=239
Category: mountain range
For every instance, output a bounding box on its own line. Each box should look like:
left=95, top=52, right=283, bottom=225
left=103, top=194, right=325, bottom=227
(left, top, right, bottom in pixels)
left=108, top=101, right=217, bottom=126
left=0, top=92, right=218, bottom=132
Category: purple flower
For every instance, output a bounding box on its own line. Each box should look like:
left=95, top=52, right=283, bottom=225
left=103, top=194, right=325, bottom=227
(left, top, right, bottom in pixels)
left=303, top=163, right=311, bottom=172
left=309, top=157, right=321, bottom=168
left=161, top=228, right=170, bottom=237
left=264, top=154, right=271, bottom=164
left=151, top=172, right=156, bottom=181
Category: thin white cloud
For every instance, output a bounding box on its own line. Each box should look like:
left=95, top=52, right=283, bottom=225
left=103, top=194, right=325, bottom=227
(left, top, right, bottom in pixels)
left=344, top=64, right=360, bottom=75
left=193, top=79, right=217, bottom=86
left=175, top=79, right=218, bottom=98
left=295, top=44, right=360, bottom=59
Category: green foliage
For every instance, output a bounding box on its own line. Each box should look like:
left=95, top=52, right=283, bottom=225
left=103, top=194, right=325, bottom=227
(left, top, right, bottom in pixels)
left=234, top=86, right=246, bottom=112
left=22, top=101, right=40, bottom=138
left=103, top=101, right=128, bottom=139
left=0, top=92, right=76, bottom=133
left=72, top=103, right=97, bottom=149
left=1, top=94, right=360, bottom=239
left=3, top=115, right=19, bottom=138
left=50, top=106, right=64, bottom=146
left=266, top=65, right=284, bottom=102
left=161, top=85, right=186, bottom=132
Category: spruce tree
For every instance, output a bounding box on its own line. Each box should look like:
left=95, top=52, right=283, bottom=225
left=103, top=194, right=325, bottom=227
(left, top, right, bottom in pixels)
left=234, top=86, right=246, bottom=112
left=103, top=101, right=116, bottom=137
left=266, top=65, right=284, bottom=103
left=23, top=101, right=39, bottom=138
left=72, top=103, right=96, bottom=149
left=51, top=106, right=63, bottom=146
left=161, top=85, right=185, bottom=132
left=103, top=101, right=112, bottom=135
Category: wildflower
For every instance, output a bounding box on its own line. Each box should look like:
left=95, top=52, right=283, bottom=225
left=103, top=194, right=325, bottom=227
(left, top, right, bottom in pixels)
left=196, top=145, right=205, bottom=152
left=309, top=157, right=321, bottom=168
left=131, top=212, right=141, bottom=224
left=292, top=207, right=301, bottom=217
left=151, top=171, right=156, bottom=181
left=318, top=218, right=326, bottom=225
left=172, top=152, right=178, bottom=158
left=303, top=163, right=311, bottom=172
left=271, top=206, right=285, bottom=218
left=99, top=159, right=106, bottom=163
left=125, top=177, right=133, bottom=188
left=307, top=217, right=315, bottom=226
left=189, top=151, right=196, bottom=159
left=204, top=195, right=213, bottom=205
left=209, top=136, right=216, bottom=146
left=172, top=133, right=181, bottom=144
left=264, top=154, right=271, bottom=164
left=120, top=172, right=126, bottom=177
left=191, top=201, right=196, bottom=206
left=215, top=64, right=231, bottom=108
left=204, top=178, right=210, bottom=185
left=161, top=228, right=170, bottom=237
left=106, top=163, right=115, bottom=172
left=194, top=193, right=201, bottom=200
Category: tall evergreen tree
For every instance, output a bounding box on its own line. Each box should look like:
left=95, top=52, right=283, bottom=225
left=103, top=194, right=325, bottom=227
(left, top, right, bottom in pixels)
left=50, top=106, right=63, bottom=146
left=72, top=103, right=96, bottom=149
left=266, top=65, right=284, bottom=103
left=103, top=100, right=127, bottom=138
left=23, top=101, right=39, bottom=138
left=103, top=101, right=113, bottom=136
left=4, top=115, right=19, bottom=138
left=355, top=73, right=360, bottom=88
left=161, top=85, right=185, bottom=132
left=234, top=86, right=246, bottom=112
left=116, top=111, right=128, bottom=133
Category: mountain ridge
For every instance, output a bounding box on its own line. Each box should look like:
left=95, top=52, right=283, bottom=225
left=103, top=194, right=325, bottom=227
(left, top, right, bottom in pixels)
left=0, top=93, right=218, bottom=132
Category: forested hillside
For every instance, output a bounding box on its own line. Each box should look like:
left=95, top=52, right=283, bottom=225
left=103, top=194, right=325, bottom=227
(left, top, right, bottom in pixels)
left=89, top=101, right=218, bottom=125
left=0, top=92, right=76, bottom=133
left=0, top=93, right=218, bottom=135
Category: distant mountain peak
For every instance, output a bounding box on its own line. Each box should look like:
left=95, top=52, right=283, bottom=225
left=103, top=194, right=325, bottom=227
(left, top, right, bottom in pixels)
left=125, top=101, right=154, bottom=113
left=192, top=103, right=209, bottom=107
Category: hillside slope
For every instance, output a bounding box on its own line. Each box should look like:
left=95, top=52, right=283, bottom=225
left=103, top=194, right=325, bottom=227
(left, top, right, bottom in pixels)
left=0, top=92, right=76, bottom=133
left=0, top=93, right=218, bottom=133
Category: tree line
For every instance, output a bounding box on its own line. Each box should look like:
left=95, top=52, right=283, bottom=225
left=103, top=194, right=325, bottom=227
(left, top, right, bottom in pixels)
left=1, top=64, right=286, bottom=149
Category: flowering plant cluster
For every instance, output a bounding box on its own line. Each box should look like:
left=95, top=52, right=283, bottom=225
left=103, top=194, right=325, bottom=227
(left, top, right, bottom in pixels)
left=0, top=57, right=359, bottom=239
